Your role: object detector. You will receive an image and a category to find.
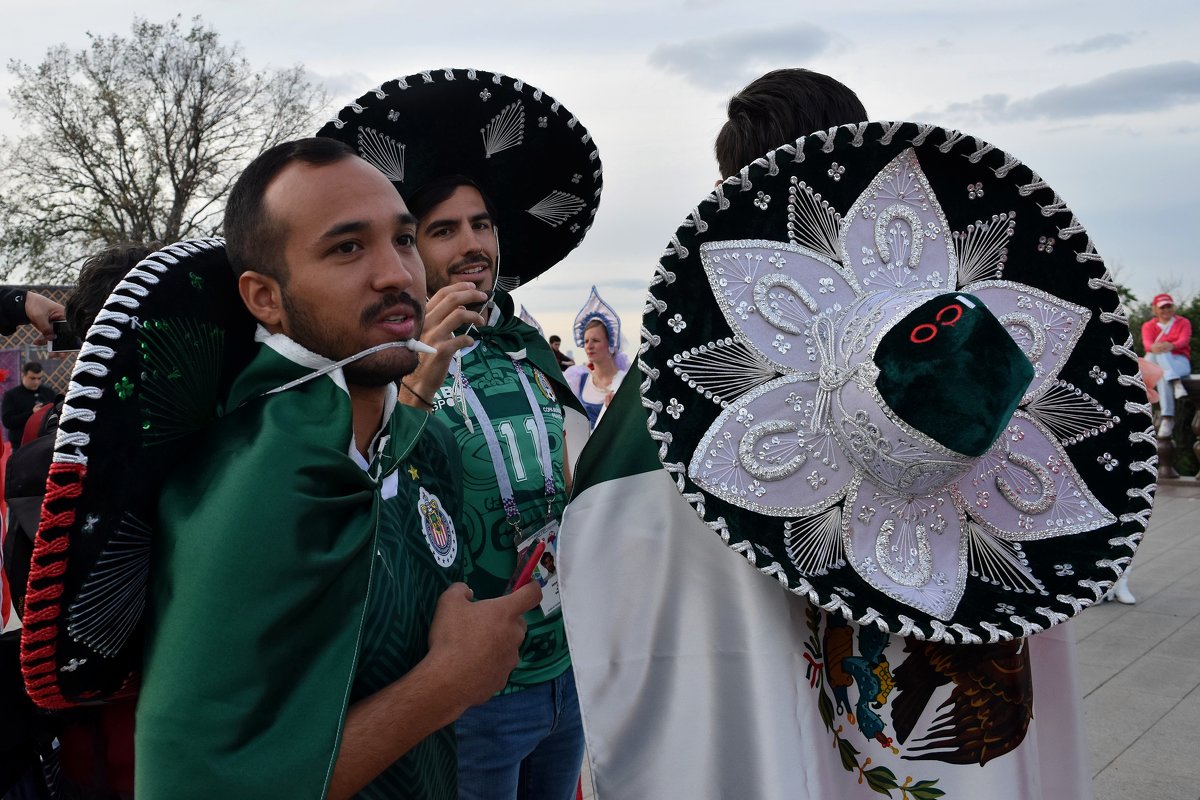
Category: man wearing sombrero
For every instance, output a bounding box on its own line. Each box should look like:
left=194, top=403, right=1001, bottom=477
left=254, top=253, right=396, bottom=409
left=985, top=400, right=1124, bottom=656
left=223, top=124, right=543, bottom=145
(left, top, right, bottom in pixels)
left=20, top=139, right=543, bottom=800
left=320, top=69, right=599, bottom=799
left=558, top=68, right=1146, bottom=799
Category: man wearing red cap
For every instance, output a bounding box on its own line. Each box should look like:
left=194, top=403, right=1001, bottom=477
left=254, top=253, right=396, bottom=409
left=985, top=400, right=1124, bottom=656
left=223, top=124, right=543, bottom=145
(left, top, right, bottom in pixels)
left=1141, top=293, right=1192, bottom=440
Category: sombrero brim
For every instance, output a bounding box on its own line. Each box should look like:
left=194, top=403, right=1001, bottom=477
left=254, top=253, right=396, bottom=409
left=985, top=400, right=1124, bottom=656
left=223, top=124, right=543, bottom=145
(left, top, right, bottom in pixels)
left=318, top=67, right=602, bottom=288
left=22, top=239, right=256, bottom=707
left=640, top=121, right=1155, bottom=643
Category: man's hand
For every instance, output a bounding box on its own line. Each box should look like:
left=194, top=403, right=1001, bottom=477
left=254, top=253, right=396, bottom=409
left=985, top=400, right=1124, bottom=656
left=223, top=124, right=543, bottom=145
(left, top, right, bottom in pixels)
left=398, top=284, right=488, bottom=409
left=425, top=580, right=541, bottom=710
left=328, top=580, right=540, bottom=799
left=24, top=292, right=66, bottom=345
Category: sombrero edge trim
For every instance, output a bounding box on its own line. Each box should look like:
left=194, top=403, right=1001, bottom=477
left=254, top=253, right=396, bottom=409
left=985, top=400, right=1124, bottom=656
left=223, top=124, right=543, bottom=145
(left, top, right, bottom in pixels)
left=639, top=122, right=1155, bottom=645
left=21, top=238, right=225, bottom=708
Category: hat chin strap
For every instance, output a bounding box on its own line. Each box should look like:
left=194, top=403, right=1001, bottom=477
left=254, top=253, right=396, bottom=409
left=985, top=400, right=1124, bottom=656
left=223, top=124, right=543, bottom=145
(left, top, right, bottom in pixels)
left=263, top=339, right=436, bottom=396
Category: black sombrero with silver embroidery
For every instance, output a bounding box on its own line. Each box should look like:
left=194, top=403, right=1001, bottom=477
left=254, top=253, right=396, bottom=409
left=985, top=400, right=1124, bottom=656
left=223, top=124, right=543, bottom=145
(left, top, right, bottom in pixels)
left=641, top=122, right=1155, bottom=643
left=317, top=67, right=602, bottom=288
left=22, top=239, right=256, bottom=706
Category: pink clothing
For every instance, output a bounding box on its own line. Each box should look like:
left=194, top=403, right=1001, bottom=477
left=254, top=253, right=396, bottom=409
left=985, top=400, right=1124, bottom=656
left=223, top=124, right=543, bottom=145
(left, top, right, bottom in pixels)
left=1142, top=315, right=1192, bottom=359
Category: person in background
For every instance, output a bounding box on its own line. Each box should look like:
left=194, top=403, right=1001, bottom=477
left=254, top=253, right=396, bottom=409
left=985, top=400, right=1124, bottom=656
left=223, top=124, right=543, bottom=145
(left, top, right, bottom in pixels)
left=567, top=319, right=626, bottom=428
left=1141, top=292, right=1192, bottom=440
left=548, top=335, right=575, bottom=371
left=1, top=363, right=55, bottom=451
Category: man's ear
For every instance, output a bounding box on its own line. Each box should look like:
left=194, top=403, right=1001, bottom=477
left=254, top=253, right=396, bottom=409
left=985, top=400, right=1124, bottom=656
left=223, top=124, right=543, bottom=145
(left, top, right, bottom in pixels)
left=238, top=270, right=285, bottom=330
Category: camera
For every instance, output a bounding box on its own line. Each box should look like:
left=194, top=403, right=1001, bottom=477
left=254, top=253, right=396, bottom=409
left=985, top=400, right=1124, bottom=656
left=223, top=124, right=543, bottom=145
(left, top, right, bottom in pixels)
left=50, top=319, right=82, bottom=351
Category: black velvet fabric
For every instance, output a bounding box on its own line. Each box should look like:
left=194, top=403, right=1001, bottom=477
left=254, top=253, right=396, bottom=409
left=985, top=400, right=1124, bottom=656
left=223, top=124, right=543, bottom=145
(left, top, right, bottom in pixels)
left=875, top=293, right=1033, bottom=457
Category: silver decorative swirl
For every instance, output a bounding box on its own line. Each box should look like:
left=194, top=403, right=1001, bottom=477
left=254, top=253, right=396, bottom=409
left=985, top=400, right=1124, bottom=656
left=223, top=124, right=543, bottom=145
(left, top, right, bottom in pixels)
left=998, top=312, right=1047, bottom=363
left=996, top=451, right=1057, bottom=514
left=875, top=519, right=933, bottom=587
left=739, top=420, right=807, bottom=481
left=875, top=204, right=925, bottom=267
left=752, top=274, right=817, bottom=335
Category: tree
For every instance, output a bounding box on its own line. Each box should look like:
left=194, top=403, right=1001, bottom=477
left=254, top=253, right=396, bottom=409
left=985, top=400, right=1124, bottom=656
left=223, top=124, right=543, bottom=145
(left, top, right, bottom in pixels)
left=0, top=16, right=327, bottom=282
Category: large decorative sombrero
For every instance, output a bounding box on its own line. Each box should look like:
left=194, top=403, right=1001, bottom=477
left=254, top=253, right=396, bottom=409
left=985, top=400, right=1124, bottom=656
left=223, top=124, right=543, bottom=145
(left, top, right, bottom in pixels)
left=21, top=239, right=256, bottom=707
left=318, top=68, right=602, bottom=288
left=641, top=122, right=1156, bottom=643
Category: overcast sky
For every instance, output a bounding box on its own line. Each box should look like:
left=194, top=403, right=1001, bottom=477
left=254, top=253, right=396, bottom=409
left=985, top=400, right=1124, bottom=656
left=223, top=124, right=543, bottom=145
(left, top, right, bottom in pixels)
left=2, top=0, right=1196, bottom=353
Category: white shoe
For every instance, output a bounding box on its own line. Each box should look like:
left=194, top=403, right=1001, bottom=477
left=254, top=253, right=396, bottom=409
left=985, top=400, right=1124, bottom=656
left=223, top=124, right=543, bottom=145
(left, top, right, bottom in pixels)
left=1173, top=380, right=1188, bottom=400
left=1159, top=416, right=1174, bottom=438
left=1113, top=575, right=1136, bottom=605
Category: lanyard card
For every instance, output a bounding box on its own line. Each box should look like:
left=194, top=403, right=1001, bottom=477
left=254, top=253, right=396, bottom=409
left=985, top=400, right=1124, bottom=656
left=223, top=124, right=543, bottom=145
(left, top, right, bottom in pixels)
left=516, top=520, right=561, bottom=616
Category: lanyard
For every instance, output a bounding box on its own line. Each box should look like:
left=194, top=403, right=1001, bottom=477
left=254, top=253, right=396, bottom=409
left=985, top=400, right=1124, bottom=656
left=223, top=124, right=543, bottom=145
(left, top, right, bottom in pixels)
left=450, top=354, right=556, bottom=536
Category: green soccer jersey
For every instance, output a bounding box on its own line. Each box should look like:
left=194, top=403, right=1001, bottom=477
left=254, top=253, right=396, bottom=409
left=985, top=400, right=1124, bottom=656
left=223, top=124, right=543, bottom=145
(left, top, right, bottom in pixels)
left=433, top=337, right=570, bottom=691
left=352, top=415, right=464, bottom=800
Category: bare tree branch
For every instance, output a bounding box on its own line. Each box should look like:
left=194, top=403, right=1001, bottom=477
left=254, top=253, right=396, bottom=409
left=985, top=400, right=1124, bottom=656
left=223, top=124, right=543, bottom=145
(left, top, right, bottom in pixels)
left=0, top=15, right=328, bottom=281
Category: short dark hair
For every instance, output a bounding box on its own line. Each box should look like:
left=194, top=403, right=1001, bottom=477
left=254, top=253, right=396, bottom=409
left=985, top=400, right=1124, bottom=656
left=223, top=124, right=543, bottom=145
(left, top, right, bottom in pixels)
left=549, top=335, right=561, bottom=345
left=223, top=137, right=358, bottom=281
left=22, top=361, right=43, bottom=375
left=715, top=69, right=867, bottom=179
left=406, top=175, right=499, bottom=225
left=67, top=242, right=160, bottom=336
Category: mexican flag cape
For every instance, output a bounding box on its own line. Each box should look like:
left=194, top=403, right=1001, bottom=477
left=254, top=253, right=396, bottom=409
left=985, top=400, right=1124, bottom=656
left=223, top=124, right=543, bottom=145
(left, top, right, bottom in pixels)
left=558, top=373, right=1093, bottom=799
left=135, top=336, right=440, bottom=799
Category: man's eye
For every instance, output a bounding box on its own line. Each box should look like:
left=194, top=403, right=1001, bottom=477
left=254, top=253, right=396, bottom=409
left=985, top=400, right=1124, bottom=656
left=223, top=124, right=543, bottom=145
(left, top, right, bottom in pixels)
left=397, top=233, right=415, bottom=247
left=334, top=241, right=361, bottom=254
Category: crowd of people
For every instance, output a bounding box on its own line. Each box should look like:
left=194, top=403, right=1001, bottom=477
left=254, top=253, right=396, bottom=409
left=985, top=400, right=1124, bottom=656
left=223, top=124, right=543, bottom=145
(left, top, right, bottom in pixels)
left=0, top=60, right=1186, bottom=800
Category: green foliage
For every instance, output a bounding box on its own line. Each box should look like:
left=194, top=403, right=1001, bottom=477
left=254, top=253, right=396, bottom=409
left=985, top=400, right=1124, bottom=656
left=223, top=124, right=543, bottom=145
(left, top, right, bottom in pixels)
left=836, top=736, right=859, bottom=771
left=863, top=765, right=900, bottom=795
left=0, top=16, right=327, bottom=282
left=904, top=779, right=946, bottom=800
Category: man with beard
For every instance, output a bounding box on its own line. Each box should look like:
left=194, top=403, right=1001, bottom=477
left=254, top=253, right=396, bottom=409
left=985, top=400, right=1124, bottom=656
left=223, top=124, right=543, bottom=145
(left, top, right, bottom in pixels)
left=134, top=138, right=540, bottom=800
left=398, top=175, right=591, bottom=800
left=317, top=71, right=600, bottom=799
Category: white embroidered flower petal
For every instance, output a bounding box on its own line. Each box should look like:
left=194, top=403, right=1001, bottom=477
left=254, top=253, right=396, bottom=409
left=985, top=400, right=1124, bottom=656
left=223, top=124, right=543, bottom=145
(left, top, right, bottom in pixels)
left=841, top=479, right=968, bottom=620
left=952, top=411, right=1115, bottom=541
left=688, top=375, right=853, bottom=516
left=839, top=149, right=957, bottom=294
left=699, top=240, right=858, bottom=375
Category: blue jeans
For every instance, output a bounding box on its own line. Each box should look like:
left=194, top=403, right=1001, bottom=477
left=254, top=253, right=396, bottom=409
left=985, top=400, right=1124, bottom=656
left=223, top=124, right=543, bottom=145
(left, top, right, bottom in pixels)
left=456, top=667, right=585, bottom=800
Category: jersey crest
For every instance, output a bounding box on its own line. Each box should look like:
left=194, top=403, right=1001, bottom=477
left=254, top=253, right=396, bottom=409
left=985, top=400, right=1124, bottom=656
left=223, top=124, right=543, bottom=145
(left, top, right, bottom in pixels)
left=418, top=487, right=458, bottom=568
left=532, top=367, right=557, bottom=402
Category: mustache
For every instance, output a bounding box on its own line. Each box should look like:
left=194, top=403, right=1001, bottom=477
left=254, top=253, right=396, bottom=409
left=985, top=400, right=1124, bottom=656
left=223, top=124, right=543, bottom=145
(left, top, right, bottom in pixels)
left=451, top=252, right=493, bottom=273
left=359, top=292, right=424, bottom=327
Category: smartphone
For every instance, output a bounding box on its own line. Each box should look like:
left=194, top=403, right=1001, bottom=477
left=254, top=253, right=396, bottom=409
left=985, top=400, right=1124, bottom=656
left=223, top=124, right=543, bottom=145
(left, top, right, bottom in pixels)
left=50, top=319, right=82, bottom=351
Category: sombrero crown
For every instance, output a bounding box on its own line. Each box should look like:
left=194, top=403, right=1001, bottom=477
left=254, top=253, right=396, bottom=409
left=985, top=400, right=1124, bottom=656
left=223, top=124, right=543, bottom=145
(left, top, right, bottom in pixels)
left=318, top=68, right=602, bottom=288
left=641, top=121, right=1155, bottom=644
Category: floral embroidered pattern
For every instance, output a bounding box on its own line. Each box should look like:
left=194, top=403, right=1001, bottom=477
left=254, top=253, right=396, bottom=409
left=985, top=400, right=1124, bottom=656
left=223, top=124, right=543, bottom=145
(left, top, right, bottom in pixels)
left=684, top=149, right=1115, bottom=622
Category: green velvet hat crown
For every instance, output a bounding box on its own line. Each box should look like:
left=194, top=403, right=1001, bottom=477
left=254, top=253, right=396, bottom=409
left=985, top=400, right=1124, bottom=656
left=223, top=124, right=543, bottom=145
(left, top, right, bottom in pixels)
left=874, top=292, right=1033, bottom=458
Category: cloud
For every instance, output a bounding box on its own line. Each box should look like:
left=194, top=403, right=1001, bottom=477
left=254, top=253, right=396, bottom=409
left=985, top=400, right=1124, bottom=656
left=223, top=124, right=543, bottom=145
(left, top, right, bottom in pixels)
left=649, top=23, right=835, bottom=91
left=942, top=61, right=1200, bottom=122
left=307, top=70, right=375, bottom=106
left=1049, top=33, right=1135, bottom=55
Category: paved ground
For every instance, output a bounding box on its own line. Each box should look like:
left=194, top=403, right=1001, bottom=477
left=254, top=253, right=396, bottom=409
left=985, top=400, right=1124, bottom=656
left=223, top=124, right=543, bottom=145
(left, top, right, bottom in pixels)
left=579, top=483, right=1200, bottom=799
left=1078, top=481, right=1200, bottom=800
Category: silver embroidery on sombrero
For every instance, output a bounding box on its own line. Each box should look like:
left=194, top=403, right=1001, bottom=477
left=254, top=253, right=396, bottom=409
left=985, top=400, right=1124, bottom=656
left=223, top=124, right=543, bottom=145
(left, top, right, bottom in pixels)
left=66, top=512, right=151, bottom=657
left=357, top=126, right=406, bottom=183
left=685, top=149, right=1116, bottom=621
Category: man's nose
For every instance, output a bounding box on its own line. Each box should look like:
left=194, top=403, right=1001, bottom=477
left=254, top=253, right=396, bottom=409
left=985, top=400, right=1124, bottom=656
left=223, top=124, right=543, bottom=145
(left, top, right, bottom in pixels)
left=374, top=246, right=422, bottom=293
